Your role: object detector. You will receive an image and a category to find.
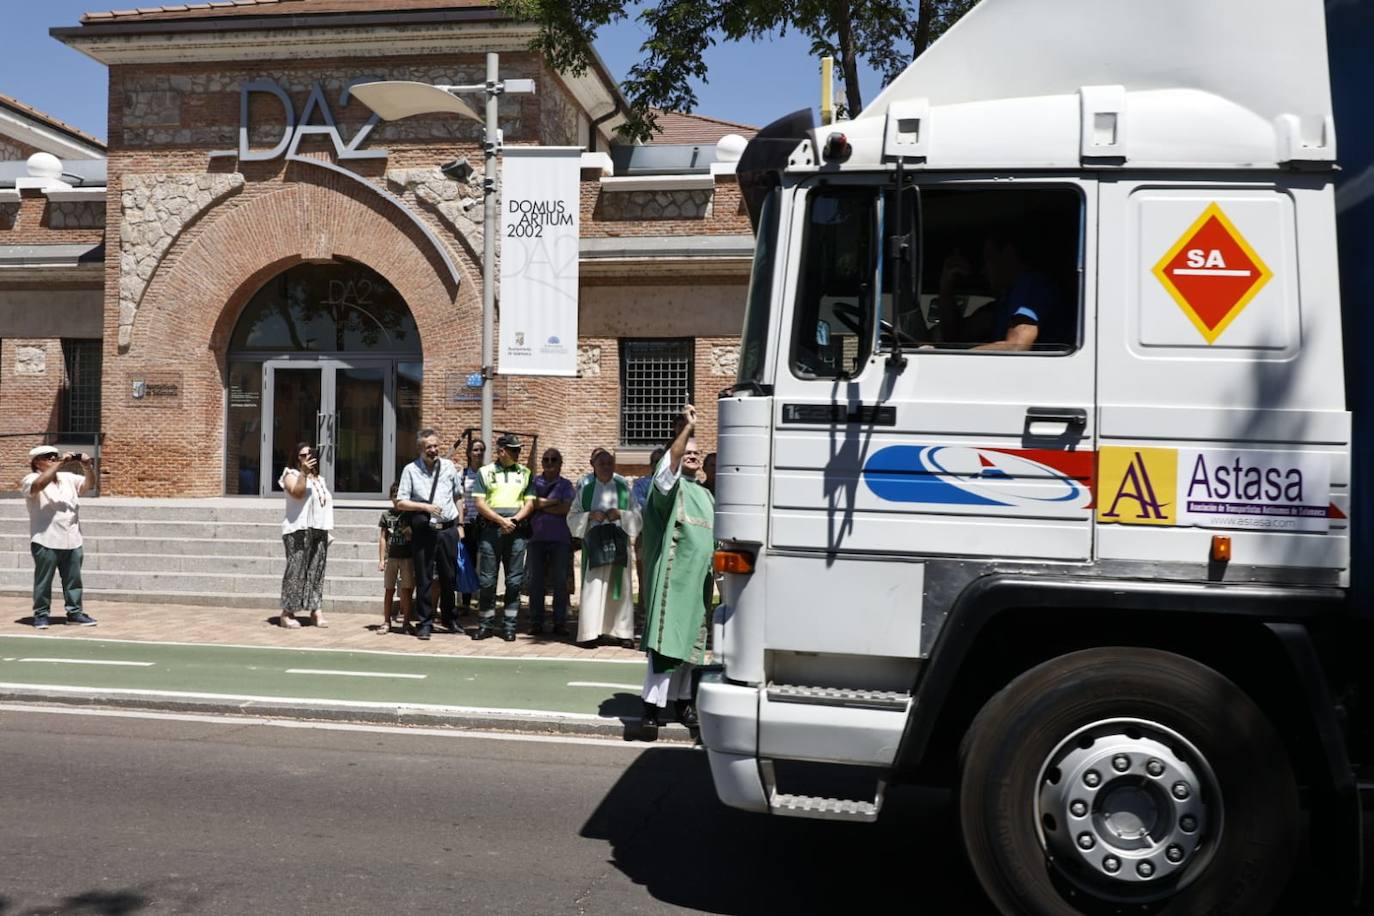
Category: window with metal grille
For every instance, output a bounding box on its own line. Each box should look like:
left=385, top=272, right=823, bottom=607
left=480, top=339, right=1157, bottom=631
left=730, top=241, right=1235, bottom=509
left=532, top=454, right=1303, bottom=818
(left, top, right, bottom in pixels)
left=61, top=339, right=102, bottom=434
left=620, top=338, right=694, bottom=448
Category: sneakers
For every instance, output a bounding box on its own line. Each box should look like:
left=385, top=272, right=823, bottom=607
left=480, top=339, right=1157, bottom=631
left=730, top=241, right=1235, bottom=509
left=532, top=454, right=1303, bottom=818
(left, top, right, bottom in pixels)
left=472, top=625, right=495, bottom=641
left=501, top=630, right=517, bottom=642
left=33, top=615, right=50, bottom=630
left=416, top=625, right=432, bottom=641
left=66, top=612, right=97, bottom=627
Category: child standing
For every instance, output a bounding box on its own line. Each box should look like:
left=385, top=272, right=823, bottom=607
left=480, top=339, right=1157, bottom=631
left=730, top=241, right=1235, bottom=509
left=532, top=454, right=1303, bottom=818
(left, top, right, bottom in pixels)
left=378, top=482, right=415, bottom=633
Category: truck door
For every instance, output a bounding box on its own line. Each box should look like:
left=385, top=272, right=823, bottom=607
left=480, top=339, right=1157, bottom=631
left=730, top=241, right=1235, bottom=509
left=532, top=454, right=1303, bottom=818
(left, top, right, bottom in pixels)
left=769, top=177, right=1097, bottom=562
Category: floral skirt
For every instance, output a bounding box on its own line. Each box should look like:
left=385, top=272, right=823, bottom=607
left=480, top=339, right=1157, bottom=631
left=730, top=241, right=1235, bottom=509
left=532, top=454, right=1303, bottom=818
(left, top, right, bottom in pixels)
left=281, top=528, right=330, bottom=612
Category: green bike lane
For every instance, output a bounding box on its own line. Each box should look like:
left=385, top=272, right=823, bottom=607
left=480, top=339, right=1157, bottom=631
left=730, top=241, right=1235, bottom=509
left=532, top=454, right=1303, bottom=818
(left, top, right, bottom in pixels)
left=0, top=635, right=649, bottom=721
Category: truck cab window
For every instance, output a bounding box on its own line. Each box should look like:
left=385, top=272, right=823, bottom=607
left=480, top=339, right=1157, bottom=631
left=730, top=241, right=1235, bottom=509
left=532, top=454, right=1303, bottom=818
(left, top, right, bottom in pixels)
left=791, top=188, right=878, bottom=378
left=919, top=187, right=1081, bottom=353
left=737, top=189, right=780, bottom=386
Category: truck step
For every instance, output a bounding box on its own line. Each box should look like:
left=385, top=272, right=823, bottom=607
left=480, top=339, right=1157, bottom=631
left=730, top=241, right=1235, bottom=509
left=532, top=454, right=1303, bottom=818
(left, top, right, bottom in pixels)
left=768, top=790, right=881, bottom=822
left=765, top=682, right=910, bottom=711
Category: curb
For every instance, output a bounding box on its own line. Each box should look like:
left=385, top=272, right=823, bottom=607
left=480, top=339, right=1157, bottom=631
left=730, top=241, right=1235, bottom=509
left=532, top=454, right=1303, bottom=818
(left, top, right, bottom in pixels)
left=0, top=687, right=697, bottom=745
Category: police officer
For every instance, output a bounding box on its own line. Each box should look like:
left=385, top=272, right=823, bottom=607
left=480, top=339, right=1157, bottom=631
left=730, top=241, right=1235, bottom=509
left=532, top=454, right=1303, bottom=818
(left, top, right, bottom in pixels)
left=472, top=432, right=537, bottom=640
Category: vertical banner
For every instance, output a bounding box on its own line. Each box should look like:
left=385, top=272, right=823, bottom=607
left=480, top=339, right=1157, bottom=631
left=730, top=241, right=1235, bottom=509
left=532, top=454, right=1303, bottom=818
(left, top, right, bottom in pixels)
left=498, top=146, right=583, bottom=376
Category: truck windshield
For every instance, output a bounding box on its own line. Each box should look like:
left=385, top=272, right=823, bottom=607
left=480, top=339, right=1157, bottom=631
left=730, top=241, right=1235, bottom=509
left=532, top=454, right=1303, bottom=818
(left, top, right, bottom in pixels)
left=737, top=188, right=780, bottom=386
left=791, top=187, right=878, bottom=378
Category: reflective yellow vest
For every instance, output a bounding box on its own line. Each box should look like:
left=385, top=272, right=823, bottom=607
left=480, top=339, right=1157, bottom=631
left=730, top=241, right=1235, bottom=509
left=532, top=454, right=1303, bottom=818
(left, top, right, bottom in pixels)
left=479, top=462, right=533, bottom=512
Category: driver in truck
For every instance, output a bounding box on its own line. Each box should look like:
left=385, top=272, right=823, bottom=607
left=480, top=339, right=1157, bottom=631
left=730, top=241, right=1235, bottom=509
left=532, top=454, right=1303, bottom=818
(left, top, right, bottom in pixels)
left=934, top=232, right=1065, bottom=351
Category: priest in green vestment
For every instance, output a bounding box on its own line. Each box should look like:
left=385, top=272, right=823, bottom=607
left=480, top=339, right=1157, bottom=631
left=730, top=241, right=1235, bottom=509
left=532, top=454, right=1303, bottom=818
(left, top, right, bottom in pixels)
left=638, top=404, right=715, bottom=737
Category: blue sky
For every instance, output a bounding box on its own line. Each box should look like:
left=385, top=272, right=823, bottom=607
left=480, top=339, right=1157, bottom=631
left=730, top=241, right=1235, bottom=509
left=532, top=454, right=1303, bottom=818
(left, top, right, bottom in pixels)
left=3, top=2, right=889, bottom=143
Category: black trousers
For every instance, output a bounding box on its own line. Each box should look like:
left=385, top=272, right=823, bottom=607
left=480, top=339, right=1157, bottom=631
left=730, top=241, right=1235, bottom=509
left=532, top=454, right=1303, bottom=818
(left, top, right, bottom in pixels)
left=410, top=520, right=460, bottom=629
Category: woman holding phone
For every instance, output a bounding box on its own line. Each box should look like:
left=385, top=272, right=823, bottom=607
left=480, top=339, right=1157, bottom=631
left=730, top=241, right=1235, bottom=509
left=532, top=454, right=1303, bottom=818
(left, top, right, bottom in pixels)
left=278, top=442, right=334, bottom=628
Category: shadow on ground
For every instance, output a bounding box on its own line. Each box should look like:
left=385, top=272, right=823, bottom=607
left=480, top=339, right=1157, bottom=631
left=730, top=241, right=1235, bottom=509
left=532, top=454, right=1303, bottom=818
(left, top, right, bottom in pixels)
left=1, top=888, right=148, bottom=916
left=581, top=748, right=996, bottom=915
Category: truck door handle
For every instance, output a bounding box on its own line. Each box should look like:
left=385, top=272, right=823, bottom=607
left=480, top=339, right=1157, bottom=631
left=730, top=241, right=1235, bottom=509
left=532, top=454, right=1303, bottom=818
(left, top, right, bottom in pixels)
left=1025, top=407, right=1087, bottom=428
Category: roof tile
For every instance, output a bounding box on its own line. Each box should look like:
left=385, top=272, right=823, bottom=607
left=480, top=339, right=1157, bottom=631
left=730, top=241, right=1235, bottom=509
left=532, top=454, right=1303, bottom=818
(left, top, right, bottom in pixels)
left=649, top=110, right=757, bottom=146
left=81, top=0, right=494, bottom=22
left=0, top=91, right=107, bottom=152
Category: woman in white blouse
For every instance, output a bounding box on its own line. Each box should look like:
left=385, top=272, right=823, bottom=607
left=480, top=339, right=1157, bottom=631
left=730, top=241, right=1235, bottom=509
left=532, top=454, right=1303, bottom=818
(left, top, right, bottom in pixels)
left=278, top=442, right=334, bottom=628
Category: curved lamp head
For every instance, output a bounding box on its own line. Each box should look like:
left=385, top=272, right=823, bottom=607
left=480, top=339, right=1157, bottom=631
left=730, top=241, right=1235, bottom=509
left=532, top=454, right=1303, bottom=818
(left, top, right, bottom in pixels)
left=349, top=81, right=481, bottom=123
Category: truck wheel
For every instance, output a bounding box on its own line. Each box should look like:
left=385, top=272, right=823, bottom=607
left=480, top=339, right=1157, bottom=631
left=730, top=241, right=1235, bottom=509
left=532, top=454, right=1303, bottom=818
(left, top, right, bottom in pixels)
left=958, top=647, right=1298, bottom=916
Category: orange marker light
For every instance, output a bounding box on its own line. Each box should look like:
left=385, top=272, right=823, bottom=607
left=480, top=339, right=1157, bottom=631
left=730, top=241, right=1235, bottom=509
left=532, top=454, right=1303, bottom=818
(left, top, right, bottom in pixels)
left=1210, top=535, right=1232, bottom=563
left=713, top=549, right=755, bottom=575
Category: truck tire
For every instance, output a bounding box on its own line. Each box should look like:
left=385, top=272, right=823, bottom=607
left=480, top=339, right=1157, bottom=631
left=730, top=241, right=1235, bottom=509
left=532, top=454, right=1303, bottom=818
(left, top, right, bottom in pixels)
left=957, top=647, right=1298, bottom=916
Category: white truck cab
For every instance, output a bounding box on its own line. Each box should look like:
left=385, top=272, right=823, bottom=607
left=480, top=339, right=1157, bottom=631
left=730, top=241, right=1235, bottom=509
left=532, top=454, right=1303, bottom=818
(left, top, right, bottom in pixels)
left=698, top=0, right=1370, bottom=911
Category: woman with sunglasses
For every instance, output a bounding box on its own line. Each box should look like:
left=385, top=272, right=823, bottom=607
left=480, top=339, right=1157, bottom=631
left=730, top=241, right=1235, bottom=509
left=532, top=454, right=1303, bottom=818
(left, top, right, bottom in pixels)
left=278, top=442, right=334, bottom=628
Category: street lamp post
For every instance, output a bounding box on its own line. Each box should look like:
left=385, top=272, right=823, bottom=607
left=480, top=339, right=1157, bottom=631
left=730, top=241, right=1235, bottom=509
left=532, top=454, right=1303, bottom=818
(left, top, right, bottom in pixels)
left=351, top=54, right=535, bottom=446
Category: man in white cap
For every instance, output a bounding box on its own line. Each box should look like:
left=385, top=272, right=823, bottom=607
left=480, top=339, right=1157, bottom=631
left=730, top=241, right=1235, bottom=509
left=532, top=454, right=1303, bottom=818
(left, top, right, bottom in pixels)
left=22, top=446, right=97, bottom=629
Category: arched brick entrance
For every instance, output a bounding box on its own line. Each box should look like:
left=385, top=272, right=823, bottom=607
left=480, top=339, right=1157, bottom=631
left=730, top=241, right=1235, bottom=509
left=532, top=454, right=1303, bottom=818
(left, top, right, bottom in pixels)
left=105, top=172, right=481, bottom=496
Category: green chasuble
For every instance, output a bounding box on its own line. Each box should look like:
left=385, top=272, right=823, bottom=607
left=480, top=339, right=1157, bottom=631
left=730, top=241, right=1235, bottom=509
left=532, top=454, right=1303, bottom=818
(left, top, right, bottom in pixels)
left=641, top=470, right=716, bottom=668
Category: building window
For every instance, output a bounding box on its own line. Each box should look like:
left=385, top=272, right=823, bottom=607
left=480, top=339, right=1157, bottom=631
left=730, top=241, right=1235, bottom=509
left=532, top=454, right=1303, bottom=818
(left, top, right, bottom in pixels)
left=620, top=338, right=694, bottom=448
left=61, top=339, right=102, bottom=434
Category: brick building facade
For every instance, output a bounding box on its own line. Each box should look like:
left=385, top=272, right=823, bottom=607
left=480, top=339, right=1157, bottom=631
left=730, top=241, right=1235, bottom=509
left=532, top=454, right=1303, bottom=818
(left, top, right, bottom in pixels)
left=1, top=0, right=756, bottom=497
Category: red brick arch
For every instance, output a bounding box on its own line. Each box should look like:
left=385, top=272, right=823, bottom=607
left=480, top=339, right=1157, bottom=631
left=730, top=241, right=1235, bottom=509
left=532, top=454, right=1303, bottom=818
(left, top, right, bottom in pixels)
left=104, top=172, right=482, bottom=496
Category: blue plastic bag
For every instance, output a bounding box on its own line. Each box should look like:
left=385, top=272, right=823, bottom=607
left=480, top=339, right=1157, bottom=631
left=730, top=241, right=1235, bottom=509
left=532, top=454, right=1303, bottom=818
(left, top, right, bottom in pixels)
left=455, top=539, right=479, bottom=594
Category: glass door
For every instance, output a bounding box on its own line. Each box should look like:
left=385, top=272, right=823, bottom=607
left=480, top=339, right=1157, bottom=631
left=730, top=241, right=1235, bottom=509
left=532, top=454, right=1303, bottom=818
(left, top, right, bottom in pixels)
left=264, top=362, right=323, bottom=493
left=332, top=362, right=390, bottom=497
left=262, top=359, right=396, bottom=498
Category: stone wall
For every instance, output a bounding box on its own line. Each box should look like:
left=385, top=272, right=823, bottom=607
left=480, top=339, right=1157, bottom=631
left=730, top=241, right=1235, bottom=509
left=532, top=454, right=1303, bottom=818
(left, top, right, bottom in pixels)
left=48, top=201, right=106, bottom=230
left=598, top=188, right=713, bottom=221
left=117, top=173, right=246, bottom=350
left=582, top=175, right=751, bottom=238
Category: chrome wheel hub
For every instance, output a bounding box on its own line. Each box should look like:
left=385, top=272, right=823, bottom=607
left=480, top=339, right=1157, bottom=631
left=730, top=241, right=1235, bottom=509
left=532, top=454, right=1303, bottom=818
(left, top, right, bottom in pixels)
left=1036, top=718, right=1220, bottom=901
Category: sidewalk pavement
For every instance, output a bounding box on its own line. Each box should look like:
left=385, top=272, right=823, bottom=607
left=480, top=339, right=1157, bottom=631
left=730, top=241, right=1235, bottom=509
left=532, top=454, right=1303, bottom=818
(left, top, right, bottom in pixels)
left=0, top=595, right=642, bottom=660
left=0, top=596, right=691, bottom=742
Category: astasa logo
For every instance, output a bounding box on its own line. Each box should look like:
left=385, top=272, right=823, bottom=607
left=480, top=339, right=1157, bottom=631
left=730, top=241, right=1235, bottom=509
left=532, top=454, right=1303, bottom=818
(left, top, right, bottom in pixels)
left=863, top=446, right=1093, bottom=509
left=1096, top=447, right=1178, bottom=525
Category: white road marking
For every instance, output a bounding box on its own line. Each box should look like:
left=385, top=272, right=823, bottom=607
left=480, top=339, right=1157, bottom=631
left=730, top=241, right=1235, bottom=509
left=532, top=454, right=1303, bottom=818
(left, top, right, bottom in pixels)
left=0, top=704, right=680, bottom=751
left=0, top=682, right=614, bottom=720
left=285, top=668, right=426, bottom=680
left=0, top=634, right=647, bottom=664
left=16, top=658, right=154, bottom=667
left=567, top=681, right=642, bottom=691
left=1171, top=268, right=1253, bottom=277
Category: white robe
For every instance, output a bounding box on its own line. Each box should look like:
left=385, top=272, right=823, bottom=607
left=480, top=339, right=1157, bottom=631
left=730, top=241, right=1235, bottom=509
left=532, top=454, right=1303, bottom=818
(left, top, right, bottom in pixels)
left=569, top=475, right=641, bottom=641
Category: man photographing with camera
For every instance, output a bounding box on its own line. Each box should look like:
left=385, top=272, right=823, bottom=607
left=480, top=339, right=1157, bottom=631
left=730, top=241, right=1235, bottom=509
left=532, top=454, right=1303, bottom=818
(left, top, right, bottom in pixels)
left=22, top=445, right=98, bottom=629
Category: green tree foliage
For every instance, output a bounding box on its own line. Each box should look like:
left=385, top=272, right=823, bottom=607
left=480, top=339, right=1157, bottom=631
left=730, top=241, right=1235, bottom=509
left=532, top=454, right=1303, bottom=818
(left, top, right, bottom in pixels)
left=501, top=0, right=978, bottom=141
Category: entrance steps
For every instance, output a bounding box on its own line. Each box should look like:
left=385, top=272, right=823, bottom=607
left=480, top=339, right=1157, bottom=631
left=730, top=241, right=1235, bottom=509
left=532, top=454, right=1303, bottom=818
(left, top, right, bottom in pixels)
left=0, top=497, right=399, bottom=615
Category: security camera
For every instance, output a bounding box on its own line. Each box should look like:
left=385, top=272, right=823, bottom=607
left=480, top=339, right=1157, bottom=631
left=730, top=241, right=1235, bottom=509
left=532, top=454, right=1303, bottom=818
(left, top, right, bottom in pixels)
left=441, top=157, right=475, bottom=182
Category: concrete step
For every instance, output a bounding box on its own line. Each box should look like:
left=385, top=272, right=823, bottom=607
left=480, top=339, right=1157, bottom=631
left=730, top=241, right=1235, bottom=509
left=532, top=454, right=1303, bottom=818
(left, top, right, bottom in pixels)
left=13, top=520, right=381, bottom=543
left=0, top=499, right=387, bottom=526
left=0, top=536, right=382, bottom=560
left=0, top=586, right=382, bottom=615
left=65, top=553, right=384, bottom=578
left=0, top=567, right=387, bottom=599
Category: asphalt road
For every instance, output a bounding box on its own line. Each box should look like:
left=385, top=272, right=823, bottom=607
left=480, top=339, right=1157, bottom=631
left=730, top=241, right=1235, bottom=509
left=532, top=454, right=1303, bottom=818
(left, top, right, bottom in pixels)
left=0, top=706, right=996, bottom=916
